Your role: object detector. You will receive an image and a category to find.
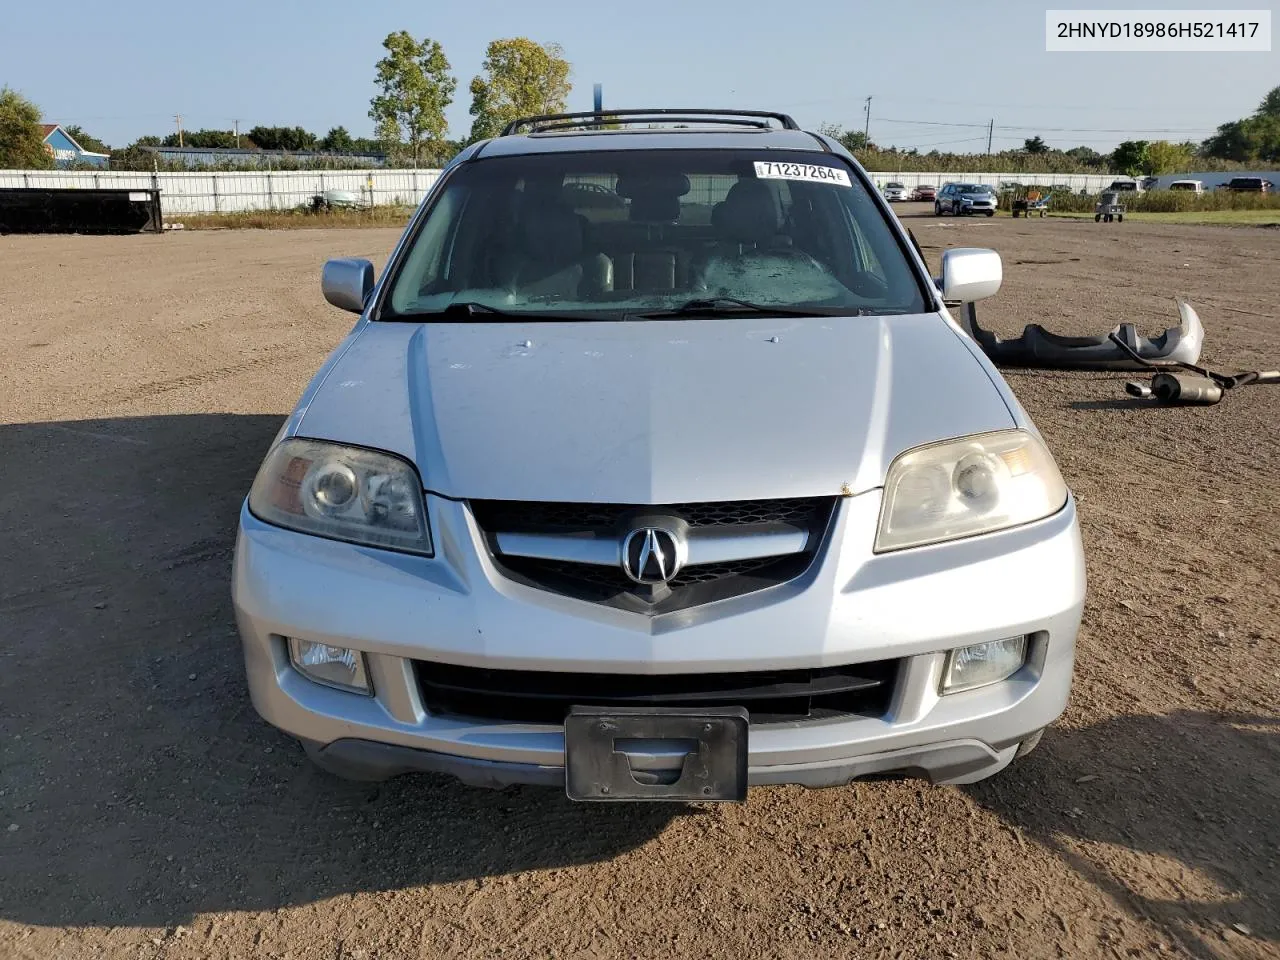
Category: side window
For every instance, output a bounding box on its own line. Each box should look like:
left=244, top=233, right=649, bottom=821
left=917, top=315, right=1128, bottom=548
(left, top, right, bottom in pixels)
left=390, top=186, right=468, bottom=311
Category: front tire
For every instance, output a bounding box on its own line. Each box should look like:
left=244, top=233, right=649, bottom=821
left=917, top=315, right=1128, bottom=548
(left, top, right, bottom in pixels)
left=1117, top=213, right=1124, bottom=222
left=934, top=202, right=942, bottom=217
left=985, top=210, right=995, bottom=217
left=1013, top=729, right=1044, bottom=760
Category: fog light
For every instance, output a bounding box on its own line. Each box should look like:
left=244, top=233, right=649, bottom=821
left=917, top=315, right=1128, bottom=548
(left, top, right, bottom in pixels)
left=941, top=637, right=1027, bottom=694
left=288, top=638, right=371, bottom=694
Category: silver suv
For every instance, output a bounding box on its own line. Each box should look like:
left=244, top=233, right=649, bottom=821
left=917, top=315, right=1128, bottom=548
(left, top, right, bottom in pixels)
left=233, top=108, right=1084, bottom=801
left=936, top=183, right=997, bottom=217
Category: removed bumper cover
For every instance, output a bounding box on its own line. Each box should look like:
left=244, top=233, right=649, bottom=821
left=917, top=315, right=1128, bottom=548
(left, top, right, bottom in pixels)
left=957, top=299, right=1204, bottom=370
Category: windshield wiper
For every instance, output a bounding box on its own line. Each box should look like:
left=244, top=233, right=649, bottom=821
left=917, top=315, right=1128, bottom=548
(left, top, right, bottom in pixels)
left=405, top=301, right=612, bottom=322
left=624, top=297, right=849, bottom=320
left=436, top=301, right=510, bottom=317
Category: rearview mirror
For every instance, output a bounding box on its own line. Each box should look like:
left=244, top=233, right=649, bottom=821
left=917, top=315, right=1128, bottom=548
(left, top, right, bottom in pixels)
left=938, top=248, right=1002, bottom=303
left=322, top=258, right=375, bottom=313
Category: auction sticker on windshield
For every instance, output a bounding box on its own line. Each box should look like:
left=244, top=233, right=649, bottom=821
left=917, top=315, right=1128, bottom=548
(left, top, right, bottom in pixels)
left=754, top=161, right=852, bottom=187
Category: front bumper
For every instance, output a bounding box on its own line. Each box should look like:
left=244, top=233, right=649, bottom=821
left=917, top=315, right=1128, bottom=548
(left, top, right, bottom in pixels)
left=233, top=492, right=1085, bottom=789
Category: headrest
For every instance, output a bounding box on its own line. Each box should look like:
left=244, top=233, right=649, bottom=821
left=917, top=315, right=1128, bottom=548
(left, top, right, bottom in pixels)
left=714, top=179, right=781, bottom=243
left=519, top=201, right=583, bottom=266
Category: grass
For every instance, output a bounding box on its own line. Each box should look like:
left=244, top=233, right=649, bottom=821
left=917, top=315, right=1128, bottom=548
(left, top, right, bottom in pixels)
left=175, top=206, right=415, bottom=230
left=1044, top=209, right=1280, bottom=226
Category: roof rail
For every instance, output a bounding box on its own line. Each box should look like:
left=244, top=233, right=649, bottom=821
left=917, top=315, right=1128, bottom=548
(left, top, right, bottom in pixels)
left=500, top=108, right=801, bottom=137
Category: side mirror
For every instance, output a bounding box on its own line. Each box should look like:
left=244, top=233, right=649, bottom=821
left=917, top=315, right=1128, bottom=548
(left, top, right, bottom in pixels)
left=938, top=247, right=1002, bottom=303
left=322, top=258, right=375, bottom=313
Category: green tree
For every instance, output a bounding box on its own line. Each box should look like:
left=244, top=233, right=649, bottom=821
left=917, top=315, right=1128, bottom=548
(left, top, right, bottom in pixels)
left=1110, top=140, right=1150, bottom=176
left=320, top=126, right=354, bottom=152
left=1023, top=136, right=1048, bottom=154
left=817, top=123, right=870, bottom=153
left=1257, top=85, right=1280, bottom=118
left=0, top=87, right=54, bottom=169
left=163, top=128, right=237, bottom=149
left=467, top=38, right=571, bottom=142
left=1064, top=145, right=1104, bottom=168
left=247, top=125, right=317, bottom=151
left=369, top=31, right=456, bottom=166
left=1142, top=140, right=1193, bottom=175
left=62, top=124, right=109, bottom=154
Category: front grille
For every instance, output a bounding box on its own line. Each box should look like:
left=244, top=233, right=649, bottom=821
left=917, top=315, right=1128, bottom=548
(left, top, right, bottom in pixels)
left=470, top=496, right=836, bottom=612
left=417, top=660, right=899, bottom=724
left=470, top=497, right=828, bottom=533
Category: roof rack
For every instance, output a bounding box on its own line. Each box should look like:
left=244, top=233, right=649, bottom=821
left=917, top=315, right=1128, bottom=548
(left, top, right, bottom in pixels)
left=500, top=108, right=801, bottom=137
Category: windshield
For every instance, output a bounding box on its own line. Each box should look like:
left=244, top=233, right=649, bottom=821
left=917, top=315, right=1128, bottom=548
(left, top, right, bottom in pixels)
left=381, top=149, right=927, bottom=320
left=957, top=184, right=987, bottom=194
left=886, top=182, right=904, bottom=188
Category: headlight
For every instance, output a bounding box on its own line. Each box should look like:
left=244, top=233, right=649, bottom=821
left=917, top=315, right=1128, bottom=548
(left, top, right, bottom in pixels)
left=875, top=430, right=1067, bottom=552
left=248, top=438, right=433, bottom=555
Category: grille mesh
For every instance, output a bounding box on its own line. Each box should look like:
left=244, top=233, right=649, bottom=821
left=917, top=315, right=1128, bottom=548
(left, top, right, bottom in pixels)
left=469, top=497, right=828, bottom=534
left=471, top=496, right=837, bottom=611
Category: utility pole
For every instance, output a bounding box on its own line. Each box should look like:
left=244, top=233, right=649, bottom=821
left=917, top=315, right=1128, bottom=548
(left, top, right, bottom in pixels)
left=174, top=114, right=183, bottom=148
left=863, top=96, right=872, bottom=142
left=233, top=119, right=241, bottom=149
left=987, top=118, right=994, bottom=155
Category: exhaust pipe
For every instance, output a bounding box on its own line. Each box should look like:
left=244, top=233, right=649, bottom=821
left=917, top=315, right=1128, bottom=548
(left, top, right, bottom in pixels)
left=1150, top=373, right=1223, bottom=405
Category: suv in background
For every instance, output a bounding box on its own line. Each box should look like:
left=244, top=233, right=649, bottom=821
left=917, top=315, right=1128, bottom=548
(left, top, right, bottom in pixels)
left=936, top=182, right=997, bottom=216
left=1220, top=177, right=1273, bottom=193
left=233, top=108, right=1084, bottom=801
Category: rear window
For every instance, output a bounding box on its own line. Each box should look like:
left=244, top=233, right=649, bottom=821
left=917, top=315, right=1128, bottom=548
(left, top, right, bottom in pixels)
left=381, top=149, right=927, bottom=321
left=1229, top=178, right=1263, bottom=188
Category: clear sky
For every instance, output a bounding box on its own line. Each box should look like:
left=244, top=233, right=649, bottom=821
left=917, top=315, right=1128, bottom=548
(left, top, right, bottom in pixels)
left=5, top=0, right=1277, bottom=152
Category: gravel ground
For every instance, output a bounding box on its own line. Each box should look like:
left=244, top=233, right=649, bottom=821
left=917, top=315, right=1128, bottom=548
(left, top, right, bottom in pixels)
left=1, top=208, right=1277, bottom=960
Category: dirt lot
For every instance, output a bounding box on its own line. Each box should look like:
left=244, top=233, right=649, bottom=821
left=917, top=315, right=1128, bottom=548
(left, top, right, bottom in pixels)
left=1, top=210, right=1278, bottom=960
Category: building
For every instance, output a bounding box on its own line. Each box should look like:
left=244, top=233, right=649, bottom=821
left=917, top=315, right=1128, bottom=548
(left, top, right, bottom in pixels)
left=40, top=124, right=110, bottom=168
left=140, top=146, right=387, bottom=169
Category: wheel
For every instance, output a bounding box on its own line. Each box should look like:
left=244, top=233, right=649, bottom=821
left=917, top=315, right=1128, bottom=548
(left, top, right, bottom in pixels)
left=1104, top=214, right=1112, bottom=223
left=1039, top=209, right=1046, bottom=218
left=934, top=202, right=942, bottom=217
left=1013, top=729, right=1044, bottom=760
left=985, top=210, right=995, bottom=217
left=1094, top=213, right=1102, bottom=222
left=1117, top=214, right=1124, bottom=222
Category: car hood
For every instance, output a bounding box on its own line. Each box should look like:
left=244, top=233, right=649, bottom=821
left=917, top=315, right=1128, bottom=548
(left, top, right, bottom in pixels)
left=295, top=314, right=1015, bottom=503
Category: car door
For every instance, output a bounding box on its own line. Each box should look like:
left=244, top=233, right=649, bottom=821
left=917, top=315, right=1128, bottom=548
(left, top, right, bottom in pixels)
left=940, top=185, right=953, bottom=212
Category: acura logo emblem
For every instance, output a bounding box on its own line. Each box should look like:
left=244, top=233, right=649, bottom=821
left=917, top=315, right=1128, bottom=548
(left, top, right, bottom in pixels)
left=620, top=525, right=686, bottom=585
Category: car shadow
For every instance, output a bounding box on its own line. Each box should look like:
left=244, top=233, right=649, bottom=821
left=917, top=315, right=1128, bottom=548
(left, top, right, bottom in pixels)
left=965, top=710, right=1279, bottom=958
left=0, top=414, right=678, bottom=929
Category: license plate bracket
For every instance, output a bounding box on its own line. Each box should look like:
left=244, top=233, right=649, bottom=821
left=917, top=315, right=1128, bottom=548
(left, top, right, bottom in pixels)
left=564, top=705, right=748, bottom=802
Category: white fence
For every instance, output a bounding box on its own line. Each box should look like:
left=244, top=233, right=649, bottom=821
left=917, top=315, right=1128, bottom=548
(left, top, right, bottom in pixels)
left=0, top=168, right=1129, bottom=217
left=0, top=169, right=443, bottom=215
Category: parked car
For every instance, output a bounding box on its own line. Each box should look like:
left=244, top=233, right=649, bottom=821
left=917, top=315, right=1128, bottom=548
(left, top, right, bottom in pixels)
left=1168, top=180, right=1205, bottom=195
left=936, top=182, right=997, bottom=216
left=882, top=181, right=909, bottom=202
left=233, top=108, right=1084, bottom=801
left=1219, top=176, right=1273, bottom=193
left=912, top=184, right=937, bottom=201
left=1108, top=179, right=1142, bottom=193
